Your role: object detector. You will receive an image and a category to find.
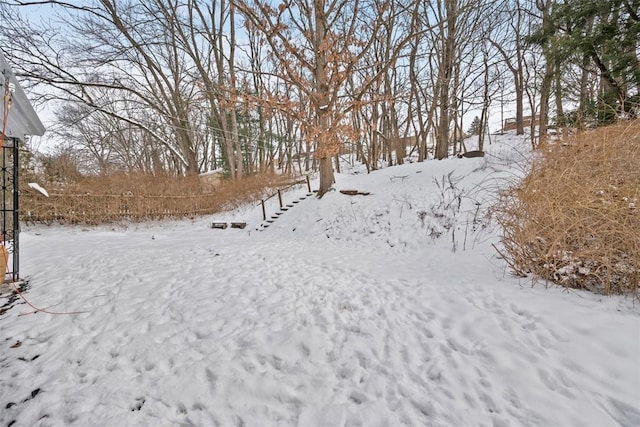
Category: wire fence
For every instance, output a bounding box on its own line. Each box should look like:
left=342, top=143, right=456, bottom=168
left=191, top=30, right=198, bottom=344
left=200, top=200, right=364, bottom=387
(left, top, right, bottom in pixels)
left=20, top=173, right=306, bottom=225
left=21, top=192, right=223, bottom=224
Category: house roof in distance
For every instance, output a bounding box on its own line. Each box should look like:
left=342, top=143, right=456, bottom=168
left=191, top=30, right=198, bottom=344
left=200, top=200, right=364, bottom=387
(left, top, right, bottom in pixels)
left=0, top=49, right=45, bottom=140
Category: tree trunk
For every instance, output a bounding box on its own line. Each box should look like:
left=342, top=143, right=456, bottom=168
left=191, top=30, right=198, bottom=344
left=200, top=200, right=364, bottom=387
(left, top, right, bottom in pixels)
left=434, top=0, right=456, bottom=160
left=537, top=0, right=553, bottom=144
left=315, top=0, right=334, bottom=197
left=370, top=102, right=379, bottom=170
left=539, top=59, right=553, bottom=144
left=478, top=48, right=490, bottom=152
left=515, top=65, right=525, bottom=135
left=318, top=156, right=333, bottom=197
left=228, top=2, right=244, bottom=179
left=554, top=66, right=564, bottom=126
left=577, top=54, right=592, bottom=128
left=435, top=67, right=452, bottom=160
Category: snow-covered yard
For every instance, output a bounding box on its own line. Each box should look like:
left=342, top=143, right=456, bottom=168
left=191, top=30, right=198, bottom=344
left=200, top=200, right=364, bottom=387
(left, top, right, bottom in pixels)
left=2, top=134, right=639, bottom=426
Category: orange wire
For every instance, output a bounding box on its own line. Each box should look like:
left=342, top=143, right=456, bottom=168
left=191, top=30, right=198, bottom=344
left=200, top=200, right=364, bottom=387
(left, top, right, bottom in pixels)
left=1, top=246, right=88, bottom=315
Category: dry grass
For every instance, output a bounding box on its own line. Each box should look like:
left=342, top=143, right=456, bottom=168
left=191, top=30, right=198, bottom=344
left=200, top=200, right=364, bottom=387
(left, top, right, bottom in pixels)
left=495, top=120, right=640, bottom=296
left=21, top=172, right=294, bottom=225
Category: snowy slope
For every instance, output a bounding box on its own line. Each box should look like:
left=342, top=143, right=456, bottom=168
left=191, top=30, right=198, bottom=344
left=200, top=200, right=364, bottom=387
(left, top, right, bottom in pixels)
left=1, top=134, right=639, bottom=427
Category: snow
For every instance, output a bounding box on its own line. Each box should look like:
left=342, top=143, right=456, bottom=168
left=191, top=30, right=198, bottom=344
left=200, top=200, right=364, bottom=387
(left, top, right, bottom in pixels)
left=2, top=133, right=639, bottom=427
left=27, top=182, right=49, bottom=198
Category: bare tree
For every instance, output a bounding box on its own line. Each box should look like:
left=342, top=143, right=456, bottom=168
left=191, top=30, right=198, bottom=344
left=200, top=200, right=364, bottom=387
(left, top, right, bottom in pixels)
left=1, top=0, right=246, bottom=176
left=234, top=0, right=418, bottom=196
left=489, top=0, right=533, bottom=135
left=420, top=0, right=487, bottom=160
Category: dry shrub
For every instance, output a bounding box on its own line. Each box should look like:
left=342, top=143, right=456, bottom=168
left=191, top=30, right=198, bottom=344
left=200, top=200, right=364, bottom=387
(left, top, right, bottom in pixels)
left=21, top=172, right=294, bottom=224
left=496, top=120, right=640, bottom=296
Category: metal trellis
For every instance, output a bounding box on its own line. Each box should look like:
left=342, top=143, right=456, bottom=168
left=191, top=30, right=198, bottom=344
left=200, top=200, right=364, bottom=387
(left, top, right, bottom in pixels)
left=1, top=50, right=46, bottom=284
left=1, top=137, right=19, bottom=282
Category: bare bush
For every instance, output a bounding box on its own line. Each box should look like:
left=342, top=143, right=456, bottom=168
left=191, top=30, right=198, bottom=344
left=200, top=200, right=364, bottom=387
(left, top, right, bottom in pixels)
left=495, top=120, right=640, bottom=296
